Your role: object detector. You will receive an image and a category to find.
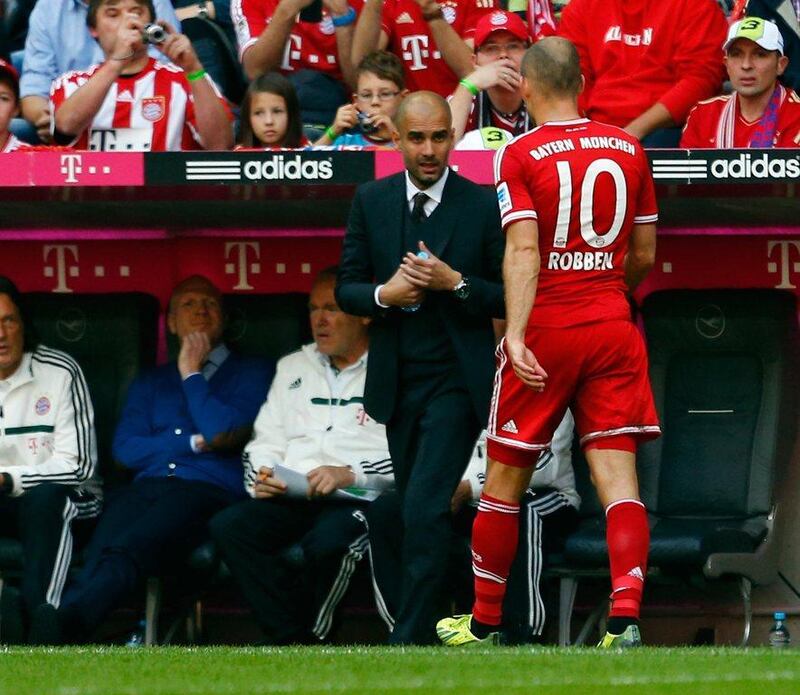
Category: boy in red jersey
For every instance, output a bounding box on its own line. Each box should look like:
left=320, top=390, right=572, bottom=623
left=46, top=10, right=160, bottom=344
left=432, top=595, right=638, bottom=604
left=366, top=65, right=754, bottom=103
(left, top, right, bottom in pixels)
left=681, top=17, right=800, bottom=148
left=438, top=36, right=660, bottom=648
left=50, top=0, right=232, bottom=151
left=0, top=60, right=28, bottom=153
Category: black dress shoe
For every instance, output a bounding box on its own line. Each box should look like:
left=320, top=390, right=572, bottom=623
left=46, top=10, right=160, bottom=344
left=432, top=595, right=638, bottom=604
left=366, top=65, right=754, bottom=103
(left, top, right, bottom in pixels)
left=29, top=603, right=64, bottom=645
left=0, top=586, right=25, bottom=644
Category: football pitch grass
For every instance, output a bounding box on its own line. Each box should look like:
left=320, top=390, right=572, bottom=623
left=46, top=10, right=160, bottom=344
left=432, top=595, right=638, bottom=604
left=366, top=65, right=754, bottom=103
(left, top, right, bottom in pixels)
left=3, top=646, right=800, bottom=695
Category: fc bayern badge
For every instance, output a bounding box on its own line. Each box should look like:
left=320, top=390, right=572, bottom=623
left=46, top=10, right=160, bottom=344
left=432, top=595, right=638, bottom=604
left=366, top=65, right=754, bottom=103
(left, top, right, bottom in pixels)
left=490, top=11, right=507, bottom=25
left=442, top=5, right=456, bottom=23
left=320, top=16, right=335, bottom=35
left=141, top=96, right=166, bottom=122
left=35, top=396, right=51, bottom=416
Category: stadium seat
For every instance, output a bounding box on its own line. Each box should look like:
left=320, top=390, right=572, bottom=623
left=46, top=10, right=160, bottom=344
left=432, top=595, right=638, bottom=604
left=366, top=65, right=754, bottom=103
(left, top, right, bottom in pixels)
left=554, top=289, right=798, bottom=646
left=147, top=292, right=310, bottom=645
left=0, top=293, right=160, bottom=639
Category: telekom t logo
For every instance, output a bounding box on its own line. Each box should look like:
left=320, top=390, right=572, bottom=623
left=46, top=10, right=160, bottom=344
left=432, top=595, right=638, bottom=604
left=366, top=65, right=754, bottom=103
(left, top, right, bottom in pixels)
left=225, top=242, right=261, bottom=290
left=282, top=35, right=303, bottom=70
left=60, top=155, right=83, bottom=184
left=401, top=35, right=430, bottom=70
left=767, top=240, right=800, bottom=289
left=43, top=245, right=79, bottom=293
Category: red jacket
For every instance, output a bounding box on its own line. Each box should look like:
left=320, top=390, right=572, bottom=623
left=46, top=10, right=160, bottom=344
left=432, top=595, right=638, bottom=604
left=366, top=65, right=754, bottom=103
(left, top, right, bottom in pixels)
left=558, top=0, right=727, bottom=127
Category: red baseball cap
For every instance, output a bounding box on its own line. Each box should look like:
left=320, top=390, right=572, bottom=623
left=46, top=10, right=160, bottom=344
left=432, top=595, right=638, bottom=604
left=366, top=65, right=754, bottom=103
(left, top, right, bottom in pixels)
left=474, top=11, right=530, bottom=49
left=0, top=59, right=20, bottom=100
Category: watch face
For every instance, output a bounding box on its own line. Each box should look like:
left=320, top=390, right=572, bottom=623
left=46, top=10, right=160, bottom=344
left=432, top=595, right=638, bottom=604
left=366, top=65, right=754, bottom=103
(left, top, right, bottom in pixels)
left=454, top=278, right=470, bottom=299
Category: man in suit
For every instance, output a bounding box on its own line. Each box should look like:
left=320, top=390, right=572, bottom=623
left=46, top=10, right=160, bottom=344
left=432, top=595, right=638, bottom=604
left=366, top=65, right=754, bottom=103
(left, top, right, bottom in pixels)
left=336, top=91, right=504, bottom=644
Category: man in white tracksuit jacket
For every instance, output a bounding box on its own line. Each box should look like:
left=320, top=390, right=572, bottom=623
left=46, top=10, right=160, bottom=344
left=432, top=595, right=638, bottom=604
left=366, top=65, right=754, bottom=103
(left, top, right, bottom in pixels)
left=0, top=277, right=100, bottom=643
left=211, top=267, right=392, bottom=644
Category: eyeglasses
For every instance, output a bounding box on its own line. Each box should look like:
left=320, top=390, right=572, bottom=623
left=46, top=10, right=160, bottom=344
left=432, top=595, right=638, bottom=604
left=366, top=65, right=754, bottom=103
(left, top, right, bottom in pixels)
left=478, top=41, right=528, bottom=57
left=356, top=90, right=400, bottom=103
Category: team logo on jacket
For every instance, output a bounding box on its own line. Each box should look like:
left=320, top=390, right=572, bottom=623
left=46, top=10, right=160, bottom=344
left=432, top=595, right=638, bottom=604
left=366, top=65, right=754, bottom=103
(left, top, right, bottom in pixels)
left=141, top=96, right=166, bottom=122
left=35, top=396, right=51, bottom=416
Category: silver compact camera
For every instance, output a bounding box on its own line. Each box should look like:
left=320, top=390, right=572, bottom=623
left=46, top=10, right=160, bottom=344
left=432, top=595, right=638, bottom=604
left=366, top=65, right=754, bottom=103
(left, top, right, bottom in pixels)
left=142, top=23, right=167, bottom=44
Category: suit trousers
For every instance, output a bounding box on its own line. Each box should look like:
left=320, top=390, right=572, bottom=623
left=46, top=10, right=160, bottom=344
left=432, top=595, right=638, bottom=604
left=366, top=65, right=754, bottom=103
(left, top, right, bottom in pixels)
left=210, top=497, right=368, bottom=644
left=59, top=477, right=235, bottom=639
left=385, top=365, right=481, bottom=644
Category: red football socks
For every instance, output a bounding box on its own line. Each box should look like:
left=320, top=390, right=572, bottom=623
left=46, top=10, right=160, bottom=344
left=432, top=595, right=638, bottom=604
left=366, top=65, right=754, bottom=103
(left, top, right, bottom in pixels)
left=471, top=494, right=520, bottom=627
left=606, top=499, right=649, bottom=619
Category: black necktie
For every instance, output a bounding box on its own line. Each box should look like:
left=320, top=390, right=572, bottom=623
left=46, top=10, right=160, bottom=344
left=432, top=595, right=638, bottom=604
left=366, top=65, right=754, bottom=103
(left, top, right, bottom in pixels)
left=411, top=192, right=429, bottom=222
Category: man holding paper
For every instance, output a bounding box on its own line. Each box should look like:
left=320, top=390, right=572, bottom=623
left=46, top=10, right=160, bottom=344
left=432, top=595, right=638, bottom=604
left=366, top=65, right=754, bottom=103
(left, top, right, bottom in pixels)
left=210, top=267, right=392, bottom=645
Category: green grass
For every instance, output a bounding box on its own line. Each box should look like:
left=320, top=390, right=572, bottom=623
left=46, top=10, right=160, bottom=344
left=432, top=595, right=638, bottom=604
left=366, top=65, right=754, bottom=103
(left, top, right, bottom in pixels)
left=2, top=646, right=800, bottom=694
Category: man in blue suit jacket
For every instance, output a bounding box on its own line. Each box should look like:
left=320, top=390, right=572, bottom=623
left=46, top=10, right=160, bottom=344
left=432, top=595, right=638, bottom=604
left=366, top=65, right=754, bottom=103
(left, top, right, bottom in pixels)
left=30, top=275, right=273, bottom=643
left=336, top=92, right=505, bottom=644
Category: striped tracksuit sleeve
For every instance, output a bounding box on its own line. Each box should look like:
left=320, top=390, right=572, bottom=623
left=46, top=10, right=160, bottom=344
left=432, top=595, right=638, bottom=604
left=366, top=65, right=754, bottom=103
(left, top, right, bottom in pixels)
left=3, top=349, right=97, bottom=496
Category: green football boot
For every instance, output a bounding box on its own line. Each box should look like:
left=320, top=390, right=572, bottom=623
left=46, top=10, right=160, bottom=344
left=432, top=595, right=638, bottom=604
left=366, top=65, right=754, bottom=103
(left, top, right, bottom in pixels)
left=436, top=614, right=500, bottom=647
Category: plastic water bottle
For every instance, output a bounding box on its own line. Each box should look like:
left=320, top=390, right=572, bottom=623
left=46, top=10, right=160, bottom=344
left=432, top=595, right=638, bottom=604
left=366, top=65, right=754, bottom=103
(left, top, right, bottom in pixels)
left=402, top=251, right=429, bottom=313
left=768, top=612, right=791, bottom=648
left=125, top=619, right=146, bottom=648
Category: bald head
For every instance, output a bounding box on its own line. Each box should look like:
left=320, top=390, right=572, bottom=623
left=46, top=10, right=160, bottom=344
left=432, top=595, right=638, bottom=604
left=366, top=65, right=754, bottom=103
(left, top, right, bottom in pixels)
left=395, top=91, right=452, bottom=134
left=521, top=37, right=581, bottom=98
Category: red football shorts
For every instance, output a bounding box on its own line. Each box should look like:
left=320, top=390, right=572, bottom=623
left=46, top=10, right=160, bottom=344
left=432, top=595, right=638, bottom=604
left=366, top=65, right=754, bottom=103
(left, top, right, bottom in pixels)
left=487, top=320, right=661, bottom=468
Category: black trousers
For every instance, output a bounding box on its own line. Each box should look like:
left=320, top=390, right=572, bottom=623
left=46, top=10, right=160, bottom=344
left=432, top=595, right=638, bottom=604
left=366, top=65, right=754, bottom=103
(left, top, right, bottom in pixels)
left=365, top=489, right=579, bottom=643
left=210, top=497, right=368, bottom=644
left=385, top=366, right=481, bottom=644
left=0, top=484, right=99, bottom=619
left=59, top=477, right=235, bottom=639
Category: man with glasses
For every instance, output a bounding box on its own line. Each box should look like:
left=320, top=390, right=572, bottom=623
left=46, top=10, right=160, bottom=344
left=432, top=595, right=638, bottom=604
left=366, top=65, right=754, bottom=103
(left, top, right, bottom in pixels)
left=449, top=10, right=531, bottom=145
left=316, top=50, right=407, bottom=147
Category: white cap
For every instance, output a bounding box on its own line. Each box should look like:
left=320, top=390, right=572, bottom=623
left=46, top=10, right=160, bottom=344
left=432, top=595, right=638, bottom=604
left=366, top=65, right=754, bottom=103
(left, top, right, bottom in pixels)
left=724, top=17, right=784, bottom=55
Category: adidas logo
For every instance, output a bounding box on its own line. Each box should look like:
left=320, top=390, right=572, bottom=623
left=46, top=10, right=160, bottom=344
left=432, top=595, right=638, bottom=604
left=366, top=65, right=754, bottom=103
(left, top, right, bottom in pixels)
left=289, top=377, right=302, bottom=390
left=627, top=566, right=644, bottom=581
left=397, top=11, right=413, bottom=23
left=501, top=419, right=518, bottom=434
left=118, top=89, right=134, bottom=102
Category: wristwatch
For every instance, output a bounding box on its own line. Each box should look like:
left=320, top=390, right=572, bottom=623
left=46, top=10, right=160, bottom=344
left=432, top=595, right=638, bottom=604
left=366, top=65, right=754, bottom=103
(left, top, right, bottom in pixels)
left=453, top=276, right=471, bottom=300
left=197, top=1, right=210, bottom=19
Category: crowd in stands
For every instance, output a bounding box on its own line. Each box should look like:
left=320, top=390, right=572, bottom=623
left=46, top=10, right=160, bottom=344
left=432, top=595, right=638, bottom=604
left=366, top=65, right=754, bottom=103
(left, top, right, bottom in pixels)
left=2, top=0, right=800, bottom=152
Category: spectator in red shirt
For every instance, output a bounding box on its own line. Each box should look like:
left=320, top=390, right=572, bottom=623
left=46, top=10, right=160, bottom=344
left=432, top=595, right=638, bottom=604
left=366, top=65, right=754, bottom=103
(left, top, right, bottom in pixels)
left=51, top=0, right=233, bottom=151
left=448, top=10, right=530, bottom=144
left=232, top=0, right=360, bottom=129
left=0, top=59, right=28, bottom=152
left=558, top=0, right=728, bottom=146
left=681, top=17, right=800, bottom=148
left=352, top=0, right=496, bottom=98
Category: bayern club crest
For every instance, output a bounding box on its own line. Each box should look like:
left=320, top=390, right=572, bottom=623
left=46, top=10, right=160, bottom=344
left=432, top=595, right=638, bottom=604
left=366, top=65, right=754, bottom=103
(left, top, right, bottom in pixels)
left=490, top=11, right=507, bottom=25
left=442, top=5, right=456, bottom=23
left=141, top=96, right=166, bottom=122
left=320, top=16, right=335, bottom=35
left=35, top=396, right=51, bottom=416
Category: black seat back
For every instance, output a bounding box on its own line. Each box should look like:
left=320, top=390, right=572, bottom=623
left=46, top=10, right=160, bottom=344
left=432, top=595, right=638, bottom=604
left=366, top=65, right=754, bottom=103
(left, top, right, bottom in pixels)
left=640, top=290, right=797, bottom=520
left=25, top=293, right=160, bottom=484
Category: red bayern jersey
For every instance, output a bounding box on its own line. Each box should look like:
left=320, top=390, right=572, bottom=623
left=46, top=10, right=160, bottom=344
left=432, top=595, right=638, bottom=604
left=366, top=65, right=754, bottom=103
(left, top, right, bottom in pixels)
left=494, top=117, right=658, bottom=329
left=381, top=0, right=495, bottom=96
left=50, top=58, right=230, bottom=152
left=232, top=0, right=363, bottom=81
left=1, top=134, right=28, bottom=152
left=680, top=88, right=800, bottom=148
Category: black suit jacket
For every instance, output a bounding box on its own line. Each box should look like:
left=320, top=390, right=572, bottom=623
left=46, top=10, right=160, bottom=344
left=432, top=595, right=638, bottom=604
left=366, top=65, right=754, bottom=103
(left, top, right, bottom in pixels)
left=336, top=170, right=505, bottom=424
